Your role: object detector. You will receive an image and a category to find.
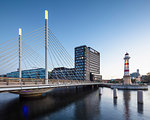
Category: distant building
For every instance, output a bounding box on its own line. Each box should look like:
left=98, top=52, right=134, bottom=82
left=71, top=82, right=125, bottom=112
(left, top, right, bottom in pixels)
left=130, top=69, right=140, bottom=79
left=0, top=74, right=6, bottom=77
left=2, top=45, right=102, bottom=81
left=141, top=75, right=146, bottom=81
left=111, top=79, right=123, bottom=83
left=51, top=67, right=79, bottom=80
left=6, top=68, right=46, bottom=79
left=135, top=76, right=141, bottom=83
left=101, top=79, right=111, bottom=83
left=75, top=45, right=101, bottom=81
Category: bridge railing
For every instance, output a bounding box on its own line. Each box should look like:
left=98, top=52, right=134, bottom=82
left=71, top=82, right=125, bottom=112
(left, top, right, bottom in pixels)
left=0, top=77, right=44, bottom=85
left=0, top=77, right=101, bottom=86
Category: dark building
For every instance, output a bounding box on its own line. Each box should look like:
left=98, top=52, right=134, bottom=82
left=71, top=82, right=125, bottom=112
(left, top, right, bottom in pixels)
left=5, top=68, right=46, bottom=79
left=51, top=67, right=79, bottom=80
left=0, top=74, right=6, bottom=77
left=130, top=69, right=140, bottom=79
left=75, top=45, right=101, bottom=81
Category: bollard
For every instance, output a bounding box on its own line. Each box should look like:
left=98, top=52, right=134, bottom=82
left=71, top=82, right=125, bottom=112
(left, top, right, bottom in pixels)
left=113, top=88, right=118, bottom=98
left=99, top=88, right=102, bottom=95
left=137, top=90, right=143, bottom=104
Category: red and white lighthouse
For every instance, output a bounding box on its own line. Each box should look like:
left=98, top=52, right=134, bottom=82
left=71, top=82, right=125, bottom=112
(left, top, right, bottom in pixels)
left=123, top=53, right=132, bottom=84
left=124, top=53, right=130, bottom=76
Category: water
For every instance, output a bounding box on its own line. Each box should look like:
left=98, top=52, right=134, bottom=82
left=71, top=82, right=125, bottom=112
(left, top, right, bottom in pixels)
left=0, top=86, right=150, bottom=120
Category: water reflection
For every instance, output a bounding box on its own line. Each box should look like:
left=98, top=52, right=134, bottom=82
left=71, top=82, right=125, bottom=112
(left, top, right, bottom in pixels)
left=99, top=94, right=102, bottom=102
left=0, top=87, right=99, bottom=120
left=123, top=90, right=131, bottom=120
left=0, top=86, right=149, bottom=120
left=74, top=90, right=100, bottom=120
left=23, top=105, right=29, bottom=120
left=137, top=103, right=143, bottom=114
left=113, top=98, right=117, bottom=107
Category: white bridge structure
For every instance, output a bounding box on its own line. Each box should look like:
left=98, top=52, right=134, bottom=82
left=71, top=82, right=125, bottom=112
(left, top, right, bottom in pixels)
left=0, top=77, right=104, bottom=97
left=0, top=10, right=103, bottom=97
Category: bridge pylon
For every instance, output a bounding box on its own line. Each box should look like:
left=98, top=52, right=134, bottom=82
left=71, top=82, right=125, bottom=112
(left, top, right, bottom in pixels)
left=45, top=10, right=48, bottom=84
left=19, top=28, right=22, bottom=83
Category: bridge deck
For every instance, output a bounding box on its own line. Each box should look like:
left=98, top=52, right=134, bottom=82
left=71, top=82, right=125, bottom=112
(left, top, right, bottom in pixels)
left=0, top=77, right=109, bottom=92
left=0, top=82, right=107, bottom=92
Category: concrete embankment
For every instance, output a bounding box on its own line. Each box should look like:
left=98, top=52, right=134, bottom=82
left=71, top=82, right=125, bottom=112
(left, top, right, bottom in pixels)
left=111, top=84, right=148, bottom=90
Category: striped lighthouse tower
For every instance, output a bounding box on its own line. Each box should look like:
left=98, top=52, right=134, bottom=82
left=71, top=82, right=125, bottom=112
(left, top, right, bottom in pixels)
left=123, top=53, right=132, bottom=84
left=124, top=53, right=130, bottom=76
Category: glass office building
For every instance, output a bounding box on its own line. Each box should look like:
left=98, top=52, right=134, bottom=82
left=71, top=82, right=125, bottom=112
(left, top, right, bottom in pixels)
left=6, top=68, right=45, bottom=79
left=2, top=45, right=102, bottom=81
left=75, top=45, right=101, bottom=81
left=51, top=67, right=81, bottom=80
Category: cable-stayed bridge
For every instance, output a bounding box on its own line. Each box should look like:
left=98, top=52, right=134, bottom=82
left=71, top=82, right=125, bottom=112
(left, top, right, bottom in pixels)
left=0, top=10, right=102, bottom=97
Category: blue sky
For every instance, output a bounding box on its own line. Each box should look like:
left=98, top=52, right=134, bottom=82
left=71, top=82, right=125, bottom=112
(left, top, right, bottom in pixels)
left=0, top=0, right=150, bottom=79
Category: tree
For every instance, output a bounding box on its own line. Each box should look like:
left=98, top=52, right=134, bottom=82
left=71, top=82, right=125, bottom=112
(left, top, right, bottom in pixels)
left=147, top=72, right=150, bottom=76
left=144, top=72, right=150, bottom=83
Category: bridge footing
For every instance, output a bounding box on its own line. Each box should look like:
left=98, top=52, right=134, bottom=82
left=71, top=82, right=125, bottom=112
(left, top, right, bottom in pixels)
left=10, top=88, right=53, bottom=98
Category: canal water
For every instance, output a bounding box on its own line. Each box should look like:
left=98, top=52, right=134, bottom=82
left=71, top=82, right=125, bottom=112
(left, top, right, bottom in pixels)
left=0, top=86, right=150, bottom=120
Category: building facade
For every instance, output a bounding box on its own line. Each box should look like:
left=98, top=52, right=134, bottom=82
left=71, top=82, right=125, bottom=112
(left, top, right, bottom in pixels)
left=6, top=68, right=46, bottom=79
left=2, top=45, right=101, bottom=81
left=51, top=67, right=79, bottom=80
left=130, top=69, right=140, bottom=79
left=75, top=45, right=101, bottom=81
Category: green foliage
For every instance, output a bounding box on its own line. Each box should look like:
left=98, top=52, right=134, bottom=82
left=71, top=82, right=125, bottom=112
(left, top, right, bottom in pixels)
left=147, top=72, right=150, bottom=76
left=144, top=73, right=150, bottom=83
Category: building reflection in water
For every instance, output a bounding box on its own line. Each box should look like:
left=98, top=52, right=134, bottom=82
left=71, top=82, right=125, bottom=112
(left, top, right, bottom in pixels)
left=123, top=90, right=131, bottom=120
left=0, top=87, right=99, bottom=120
left=74, top=90, right=101, bottom=120
left=99, top=94, right=102, bottom=102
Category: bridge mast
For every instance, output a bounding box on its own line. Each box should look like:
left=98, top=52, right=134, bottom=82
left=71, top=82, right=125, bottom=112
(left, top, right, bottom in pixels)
left=19, top=28, right=22, bottom=81
left=45, top=10, right=48, bottom=84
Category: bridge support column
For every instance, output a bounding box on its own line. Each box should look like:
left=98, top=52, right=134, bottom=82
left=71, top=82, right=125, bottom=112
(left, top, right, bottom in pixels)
left=19, top=28, right=22, bottom=84
left=13, top=88, right=54, bottom=98
left=45, top=10, right=48, bottom=84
